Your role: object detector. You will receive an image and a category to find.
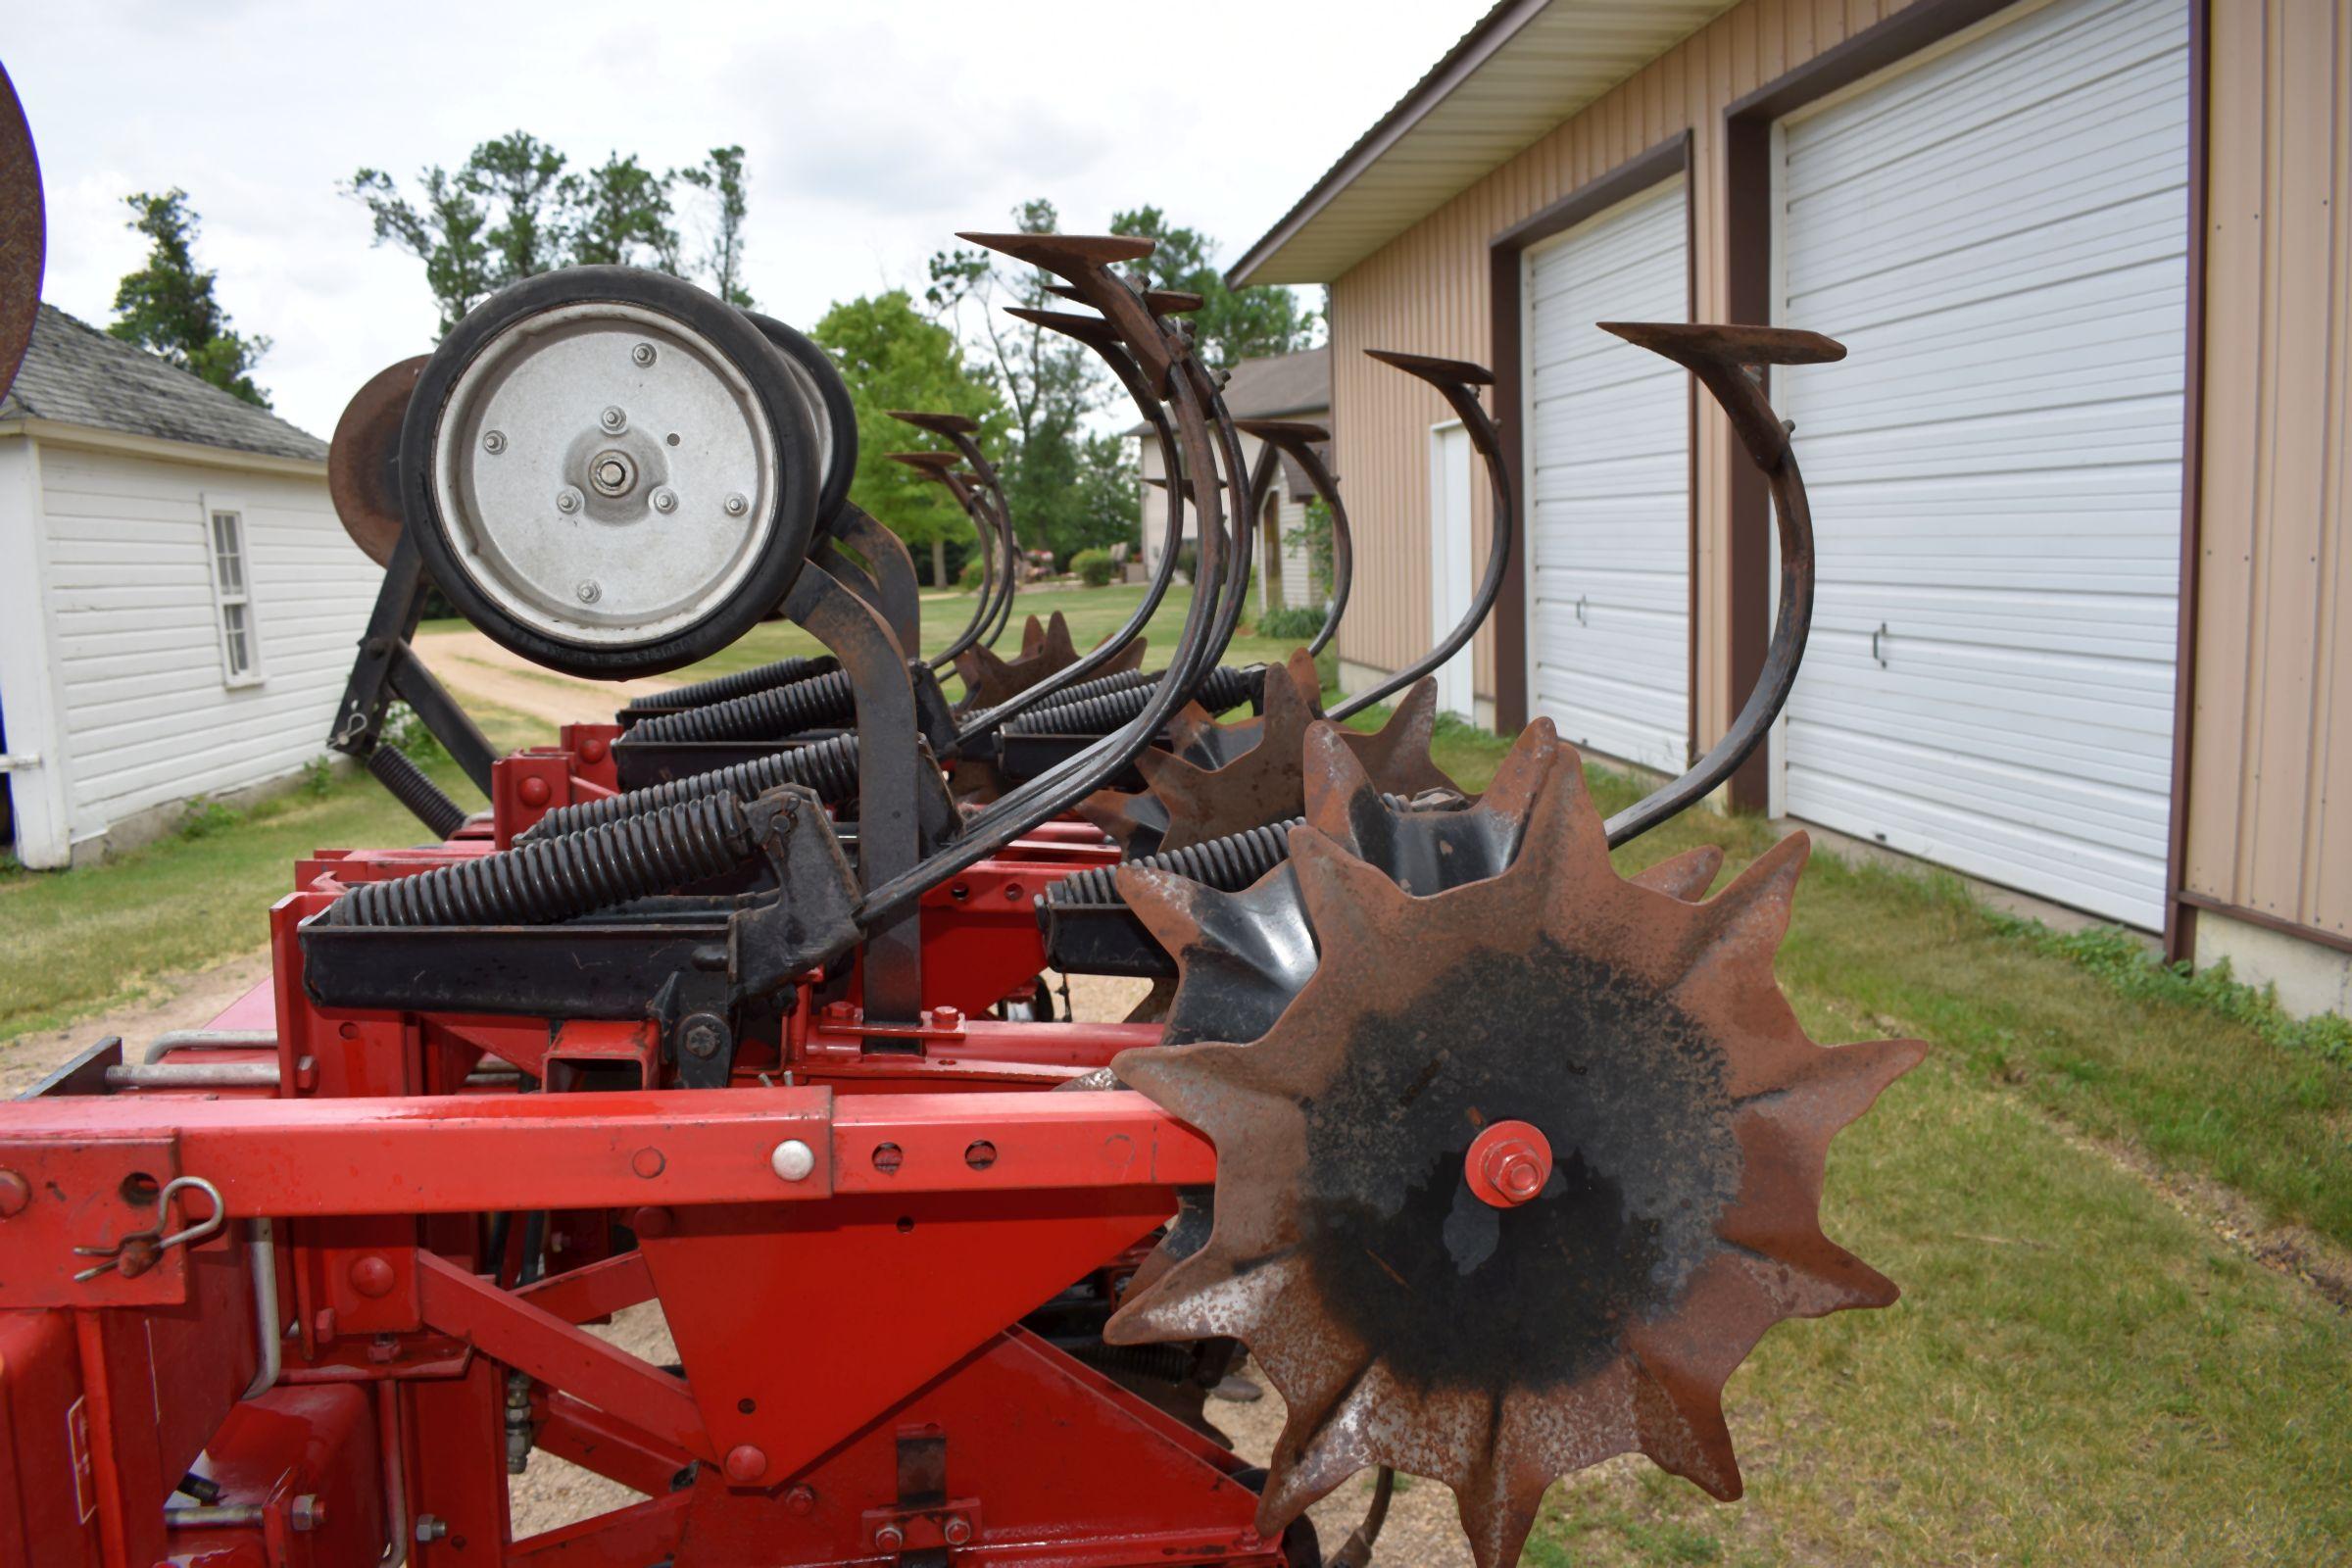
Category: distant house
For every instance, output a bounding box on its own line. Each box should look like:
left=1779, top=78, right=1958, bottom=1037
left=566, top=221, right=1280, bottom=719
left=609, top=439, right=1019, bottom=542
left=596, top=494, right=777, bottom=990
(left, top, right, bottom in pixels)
left=0, top=305, right=378, bottom=868
left=1135, top=344, right=1330, bottom=617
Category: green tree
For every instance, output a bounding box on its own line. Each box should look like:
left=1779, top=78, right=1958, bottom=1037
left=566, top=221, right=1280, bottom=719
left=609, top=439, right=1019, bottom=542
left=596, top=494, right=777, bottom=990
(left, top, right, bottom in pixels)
left=108, top=189, right=272, bottom=407
left=925, top=198, right=1116, bottom=565
left=810, top=290, right=1007, bottom=581
left=1109, top=204, right=1320, bottom=374
left=346, top=136, right=751, bottom=334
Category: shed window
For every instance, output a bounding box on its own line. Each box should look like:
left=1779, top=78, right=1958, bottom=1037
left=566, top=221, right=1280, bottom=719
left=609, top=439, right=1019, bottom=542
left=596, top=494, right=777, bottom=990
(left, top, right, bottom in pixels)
left=205, top=505, right=262, bottom=684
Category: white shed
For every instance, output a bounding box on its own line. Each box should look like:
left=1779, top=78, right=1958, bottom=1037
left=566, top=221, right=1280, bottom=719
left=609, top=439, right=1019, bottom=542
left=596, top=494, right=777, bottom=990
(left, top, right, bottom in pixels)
left=0, top=306, right=379, bottom=868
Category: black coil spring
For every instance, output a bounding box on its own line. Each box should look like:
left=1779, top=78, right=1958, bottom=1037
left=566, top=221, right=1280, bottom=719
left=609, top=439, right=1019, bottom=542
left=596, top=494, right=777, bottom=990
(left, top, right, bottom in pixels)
left=624, top=667, right=857, bottom=746
left=1006, top=662, right=1261, bottom=738
left=365, top=744, right=467, bottom=841
left=516, top=732, right=861, bottom=844
left=1047, top=816, right=1299, bottom=909
left=330, top=794, right=756, bottom=928
left=616, top=655, right=836, bottom=722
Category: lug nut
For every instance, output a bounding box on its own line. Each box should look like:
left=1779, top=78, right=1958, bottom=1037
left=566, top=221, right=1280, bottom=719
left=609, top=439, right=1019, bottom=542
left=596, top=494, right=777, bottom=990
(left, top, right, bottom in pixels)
left=415, top=1513, right=448, bottom=1543
left=556, top=489, right=581, bottom=514
left=290, top=1494, right=325, bottom=1533
left=575, top=580, right=602, bottom=605
left=601, top=406, right=627, bottom=432
left=652, top=487, right=678, bottom=514
left=724, top=493, right=749, bottom=516
left=481, top=429, right=507, bottom=454
left=632, top=342, right=657, bottom=367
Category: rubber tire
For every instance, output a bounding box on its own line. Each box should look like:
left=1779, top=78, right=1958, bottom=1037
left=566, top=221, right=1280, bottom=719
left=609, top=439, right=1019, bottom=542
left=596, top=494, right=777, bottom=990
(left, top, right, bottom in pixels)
left=400, top=266, right=819, bottom=680
left=749, top=313, right=858, bottom=535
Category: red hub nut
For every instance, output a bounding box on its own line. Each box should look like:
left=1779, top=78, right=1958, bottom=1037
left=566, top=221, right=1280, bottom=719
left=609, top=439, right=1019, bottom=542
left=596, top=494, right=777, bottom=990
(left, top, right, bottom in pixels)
left=1465, top=1120, right=1553, bottom=1209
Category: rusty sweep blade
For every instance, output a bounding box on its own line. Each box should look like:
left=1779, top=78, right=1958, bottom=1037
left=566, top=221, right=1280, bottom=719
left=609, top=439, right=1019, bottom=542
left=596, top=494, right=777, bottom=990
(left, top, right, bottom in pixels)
left=1105, top=727, right=1924, bottom=1568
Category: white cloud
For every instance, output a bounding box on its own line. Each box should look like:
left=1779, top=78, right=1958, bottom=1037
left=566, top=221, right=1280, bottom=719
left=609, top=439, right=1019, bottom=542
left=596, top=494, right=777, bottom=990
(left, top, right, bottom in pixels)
left=8, top=0, right=1486, bottom=437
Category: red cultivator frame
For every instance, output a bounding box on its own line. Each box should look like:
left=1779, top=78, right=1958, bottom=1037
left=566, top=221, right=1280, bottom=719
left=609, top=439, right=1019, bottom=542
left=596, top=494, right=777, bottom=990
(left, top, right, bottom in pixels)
left=0, top=204, right=1920, bottom=1568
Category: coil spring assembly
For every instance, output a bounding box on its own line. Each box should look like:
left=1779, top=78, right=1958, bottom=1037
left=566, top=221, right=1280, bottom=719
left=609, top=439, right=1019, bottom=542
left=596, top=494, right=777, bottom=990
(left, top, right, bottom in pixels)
left=623, top=666, right=858, bottom=746
left=1007, top=662, right=1262, bottom=739
left=616, top=655, right=838, bottom=722
left=1046, top=815, right=1298, bottom=910
left=330, top=794, right=757, bottom=928
left=517, top=732, right=861, bottom=844
left=364, top=745, right=467, bottom=840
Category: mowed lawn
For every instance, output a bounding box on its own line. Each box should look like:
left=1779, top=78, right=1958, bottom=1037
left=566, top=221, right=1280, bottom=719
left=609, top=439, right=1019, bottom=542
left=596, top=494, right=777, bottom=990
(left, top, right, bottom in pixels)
left=4, top=586, right=2347, bottom=1561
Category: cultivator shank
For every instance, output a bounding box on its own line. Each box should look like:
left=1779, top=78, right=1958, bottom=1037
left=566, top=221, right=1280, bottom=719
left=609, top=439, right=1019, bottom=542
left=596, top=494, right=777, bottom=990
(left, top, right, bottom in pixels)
left=0, top=217, right=1919, bottom=1568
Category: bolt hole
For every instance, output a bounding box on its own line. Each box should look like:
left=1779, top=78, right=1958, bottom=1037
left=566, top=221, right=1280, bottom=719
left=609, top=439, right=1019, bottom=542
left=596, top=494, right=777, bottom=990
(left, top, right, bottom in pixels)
left=666, top=432, right=681, bottom=447
left=963, top=1140, right=998, bottom=1171
left=120, top=1172, right=160, bottom=1205
left=737, top=1397, right=757, bottom=1414
left=1002, top=883, right=1024, bottom=901
left=870, top=1142, right=904, bottom=1175
left=896, top=1216, right=914, bottom=1234
left=950, top=884, right=969, bottom=902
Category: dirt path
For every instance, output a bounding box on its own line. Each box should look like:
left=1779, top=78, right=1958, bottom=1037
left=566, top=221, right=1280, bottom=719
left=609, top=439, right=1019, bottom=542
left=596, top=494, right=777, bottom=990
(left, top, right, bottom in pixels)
left=0, top=951, right=274, bottom=1096
left=409, top=628, right=677, bottom=731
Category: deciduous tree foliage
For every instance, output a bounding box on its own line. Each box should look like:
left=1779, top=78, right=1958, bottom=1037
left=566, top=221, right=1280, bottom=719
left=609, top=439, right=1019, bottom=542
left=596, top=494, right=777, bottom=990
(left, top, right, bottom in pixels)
left=347, top=133, right=755, bottom=334
left=108, top=189, right=272, bottom=408
left=1109, top=205, right=1321, bottom=374
left=810, top=289, right=1006, bottom=577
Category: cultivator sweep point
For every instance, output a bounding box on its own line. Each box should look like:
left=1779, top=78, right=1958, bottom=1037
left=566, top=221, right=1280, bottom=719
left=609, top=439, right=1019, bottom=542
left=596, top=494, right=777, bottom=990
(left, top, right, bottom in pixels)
left=0, top=193, right=1918, bottom=1567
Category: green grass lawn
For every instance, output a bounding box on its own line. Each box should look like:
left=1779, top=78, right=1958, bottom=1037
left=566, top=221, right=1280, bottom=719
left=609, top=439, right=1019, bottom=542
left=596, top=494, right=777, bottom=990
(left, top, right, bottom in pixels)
left=8, top=615, right=2348, bottom=1562
left=0, top=701, right=546, bottom=1041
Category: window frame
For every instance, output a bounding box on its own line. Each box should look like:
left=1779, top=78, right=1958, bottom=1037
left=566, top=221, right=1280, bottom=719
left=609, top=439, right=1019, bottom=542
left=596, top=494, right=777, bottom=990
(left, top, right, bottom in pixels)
left=200, top=492, right=265, bottom=687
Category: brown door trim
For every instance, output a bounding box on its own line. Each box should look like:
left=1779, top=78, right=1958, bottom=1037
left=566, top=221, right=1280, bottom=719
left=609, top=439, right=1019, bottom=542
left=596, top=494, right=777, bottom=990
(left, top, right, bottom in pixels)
left=2176, top=891, right=2352, bottom=959
left=1488, top=130, right=1693, bottom=737
left=2164, top=0, right=2212, bottom=965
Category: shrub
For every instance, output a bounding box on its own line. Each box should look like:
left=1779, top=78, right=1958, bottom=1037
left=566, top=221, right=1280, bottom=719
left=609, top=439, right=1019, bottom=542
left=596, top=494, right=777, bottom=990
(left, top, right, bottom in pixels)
left=957, top=554, right=988, bottom=590
left=1174, top=542, right=1200, bottom=582
left=1255, top=605, right=1326, bottom=642
left=1071, top=548, right=1116, bottom=587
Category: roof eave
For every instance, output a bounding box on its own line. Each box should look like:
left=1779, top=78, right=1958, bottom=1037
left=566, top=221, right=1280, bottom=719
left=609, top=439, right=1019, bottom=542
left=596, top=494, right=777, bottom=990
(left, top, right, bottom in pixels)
left=0, top=416, right=328, bottom=476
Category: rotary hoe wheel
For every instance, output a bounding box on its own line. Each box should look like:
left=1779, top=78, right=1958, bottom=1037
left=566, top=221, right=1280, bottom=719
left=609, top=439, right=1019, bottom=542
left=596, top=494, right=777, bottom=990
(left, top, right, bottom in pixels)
left=954, top=609, right=1147, bottom=710
left=1103, top=717, right=1926, bottom=1568
left=1082, top=648, right=1458, bottom=857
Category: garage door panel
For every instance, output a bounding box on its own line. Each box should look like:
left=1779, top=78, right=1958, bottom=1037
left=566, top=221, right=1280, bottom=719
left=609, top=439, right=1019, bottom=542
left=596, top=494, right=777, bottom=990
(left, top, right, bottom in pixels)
left=1526, top=176, right=1690, bottom=772
left=1777, top=0, right=2186, bottom=929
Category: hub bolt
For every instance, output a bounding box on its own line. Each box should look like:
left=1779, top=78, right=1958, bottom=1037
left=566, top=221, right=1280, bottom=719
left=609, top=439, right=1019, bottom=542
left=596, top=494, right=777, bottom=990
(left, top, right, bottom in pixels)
left=601, top=406, right=627, bottom=433
left=575, top=580, right=602, bottom=605
left=556, top=489, right=581, bottom=514
left=771, top=1139, right=816, bottom=1183
left=874, top=1524, right=905, bottom=1551
left=632, top=342, right=657, bottom=367
left=724, top=493, right=749, bottom=516
left=481, top=429, right=507, bottom=454
left=652, top=487, right=678, bottom=514
left=1466, top=1119, right=1554, bottom=1209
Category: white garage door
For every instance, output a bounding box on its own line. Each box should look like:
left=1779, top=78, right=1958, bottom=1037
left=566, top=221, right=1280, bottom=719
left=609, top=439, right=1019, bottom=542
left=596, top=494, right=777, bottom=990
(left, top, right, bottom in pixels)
left=1524, top=177, right=1690, bottom=773
left=1773, top=0, right=2188, bottom=928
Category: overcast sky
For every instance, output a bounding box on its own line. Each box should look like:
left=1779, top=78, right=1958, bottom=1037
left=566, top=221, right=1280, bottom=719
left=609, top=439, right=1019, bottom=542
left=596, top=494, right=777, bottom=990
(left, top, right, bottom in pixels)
left=9, top=0, right=1488, bottom=440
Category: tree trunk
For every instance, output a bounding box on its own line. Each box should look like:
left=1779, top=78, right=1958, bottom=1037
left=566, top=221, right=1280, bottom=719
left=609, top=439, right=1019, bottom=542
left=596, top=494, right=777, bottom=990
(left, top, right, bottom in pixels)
left=931, top=538, right=948, bottom=588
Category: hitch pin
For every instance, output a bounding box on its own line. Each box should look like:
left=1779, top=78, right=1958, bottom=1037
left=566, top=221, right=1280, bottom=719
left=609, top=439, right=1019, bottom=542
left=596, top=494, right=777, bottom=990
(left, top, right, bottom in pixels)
left=74, top=1175, right=226, bottom=1282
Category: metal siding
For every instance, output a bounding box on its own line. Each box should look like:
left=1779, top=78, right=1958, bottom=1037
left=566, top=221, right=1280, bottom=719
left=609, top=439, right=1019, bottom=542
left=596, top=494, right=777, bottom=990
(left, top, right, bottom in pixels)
left=1525, top=178, right=1692, bottom=769
left=1330, top=0, right=1912, bottom=732
left=1774, top=0, right=2190, bottom=929
left=2188, top=0, right=2352, bottom=942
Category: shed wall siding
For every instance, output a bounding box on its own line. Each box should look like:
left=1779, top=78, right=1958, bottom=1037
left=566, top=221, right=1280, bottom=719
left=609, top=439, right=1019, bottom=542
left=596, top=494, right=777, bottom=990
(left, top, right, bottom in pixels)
left=36, top=442, right=375, bottom=852
left=1330, top=0, right=1924, bottom=732
left=2186, top=0, right=2352, bottom=943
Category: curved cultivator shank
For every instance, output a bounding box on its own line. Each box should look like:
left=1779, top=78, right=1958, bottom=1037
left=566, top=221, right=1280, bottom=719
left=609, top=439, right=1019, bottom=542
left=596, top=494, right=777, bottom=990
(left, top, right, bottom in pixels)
left=1107, top=724, right=1924, bottom=1566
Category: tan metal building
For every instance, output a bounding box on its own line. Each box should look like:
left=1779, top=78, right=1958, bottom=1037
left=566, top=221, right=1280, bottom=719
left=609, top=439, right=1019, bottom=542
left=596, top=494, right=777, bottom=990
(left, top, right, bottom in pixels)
left=1232, top=0, right=2347, bottom=1012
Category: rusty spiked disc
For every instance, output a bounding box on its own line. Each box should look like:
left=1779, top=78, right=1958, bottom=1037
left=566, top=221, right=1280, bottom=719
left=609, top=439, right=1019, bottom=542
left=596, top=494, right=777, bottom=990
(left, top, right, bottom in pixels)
left=1104, top=730, right=1924, bottom=1568
left=952, top=612, right=1145, bottom=711
left=328, top=355, right=427, bottom=567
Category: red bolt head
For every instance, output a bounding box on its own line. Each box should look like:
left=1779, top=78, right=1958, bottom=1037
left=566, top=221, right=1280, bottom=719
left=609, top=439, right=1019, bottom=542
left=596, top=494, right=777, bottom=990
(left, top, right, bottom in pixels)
left=782, top=1484, right=816, bottom=1516
left=943, top=1515, right=973, bottom=1545
left=931, top=1005, right=963, bottom=1031
left=722, top=1445, right=766, bottom=1484
left=579, top=736, right=610, bottom=763
left=517, top=775, right=552, bottom=807
left=348, top=1254, right=397, bottom=1298
left=0, top=1169, right=27, bottom=1218
left=1466, top=1119, right=1554, bottom=1209
left=630, top=1205, right=674, bottom=1239
left=821, top=1000, right=858, bottom=1023
left=874, top=1523, right=906, bottom=1551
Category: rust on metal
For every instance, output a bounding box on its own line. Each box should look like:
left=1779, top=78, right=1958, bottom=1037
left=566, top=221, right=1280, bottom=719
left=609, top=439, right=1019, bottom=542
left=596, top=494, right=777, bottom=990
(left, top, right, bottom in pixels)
left=953, top=611, right=1146, bottom=712
left=327, top=355, right=427, bottom=567
left=1105, top=721, right=1924, bottom=1568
